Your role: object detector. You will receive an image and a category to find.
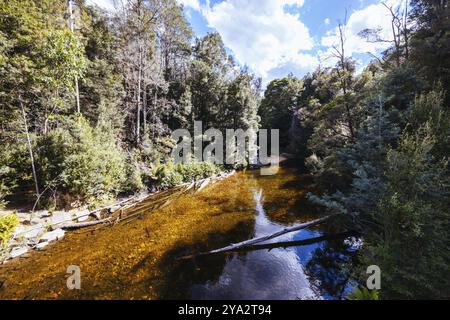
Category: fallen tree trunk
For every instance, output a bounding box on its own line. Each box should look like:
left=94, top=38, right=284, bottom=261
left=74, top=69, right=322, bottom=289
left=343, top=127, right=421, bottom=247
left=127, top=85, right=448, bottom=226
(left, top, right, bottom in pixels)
left=180, top=230, right=356, bottom=259
left=222, top=230, right=356, bottom=254
left=60, top=218, right=113, bottom=230
left=189, top=215, right=336, bottom=258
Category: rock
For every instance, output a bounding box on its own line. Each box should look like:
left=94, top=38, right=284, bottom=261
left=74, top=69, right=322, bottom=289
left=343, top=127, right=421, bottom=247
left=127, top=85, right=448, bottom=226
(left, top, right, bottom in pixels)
left=74, top=209, right=90, bottom=222
left=30, top=217, right=42, bottom=225
left=16, top=212, right=31, bottom=223
left=12, top=225, right=25, bottom=238
left=26, top=238, right=40, bottom=247
left=23, top=225, right=45, bottom=239
left=39, top=228, right=65, bottom=243
left=9, top=246, right=28, bottom=259
left=50, top=212, right=72, bottom=227
left=35, top=242, right=50, bottom=250
left=36, top=210, right=51, bottom=218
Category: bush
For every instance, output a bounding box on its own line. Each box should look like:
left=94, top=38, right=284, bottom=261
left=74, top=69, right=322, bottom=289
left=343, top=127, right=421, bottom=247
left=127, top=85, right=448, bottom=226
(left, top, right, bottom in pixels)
left=152, top=161, right=222, bottom=190
left=0, top=213, right=19, bottom=246
left=152, top=162, right=183, bottom=190
left=36, top=115, right=127, bottom=206
left=122, top=150, right=147, bottom=193
left=175, top=162, right=222, bottom=182
left=346, top=287, right=379, bottom=300
left=0, top=147, right=18, bottom=209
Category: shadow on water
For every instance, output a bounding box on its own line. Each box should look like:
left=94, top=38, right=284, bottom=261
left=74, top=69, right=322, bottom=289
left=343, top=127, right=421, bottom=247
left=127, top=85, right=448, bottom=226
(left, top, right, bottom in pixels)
left=128, top=220, right=255, bottom=299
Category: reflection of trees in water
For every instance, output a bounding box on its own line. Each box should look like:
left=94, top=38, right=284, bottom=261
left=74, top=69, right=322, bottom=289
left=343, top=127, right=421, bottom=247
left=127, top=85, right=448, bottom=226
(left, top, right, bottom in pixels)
left=152, top=220, right=255, bottom=299
left=305, top=238, right=360, bottom=300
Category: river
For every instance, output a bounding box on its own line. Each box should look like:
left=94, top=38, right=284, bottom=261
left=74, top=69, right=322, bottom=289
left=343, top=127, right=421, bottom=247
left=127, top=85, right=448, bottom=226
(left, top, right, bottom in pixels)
left=0, top=163, right=359, bottom=300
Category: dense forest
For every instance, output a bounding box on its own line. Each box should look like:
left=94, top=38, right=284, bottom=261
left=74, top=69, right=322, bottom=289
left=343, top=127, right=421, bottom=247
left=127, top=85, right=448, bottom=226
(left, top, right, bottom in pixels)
left=0, top=0, right=449, bottom=299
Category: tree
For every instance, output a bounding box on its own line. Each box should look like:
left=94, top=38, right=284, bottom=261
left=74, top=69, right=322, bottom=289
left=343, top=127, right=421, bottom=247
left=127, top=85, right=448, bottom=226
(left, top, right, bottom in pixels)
left=410, top=0, right=450, bottom=104
left=259, top=76, right=303, bottom=149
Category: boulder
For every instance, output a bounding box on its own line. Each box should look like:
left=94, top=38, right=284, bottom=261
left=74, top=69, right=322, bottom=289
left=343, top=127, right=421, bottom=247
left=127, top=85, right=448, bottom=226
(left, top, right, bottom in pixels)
left=73, top=209, right=90, bottom=222
left=30, top=217, right=42, bottom=225
left=36, top=210, right=51, bottom=218
left=35, top=242, right=50, bottom=250
left=23, top=225, right=45, bottom=239
left=16, top=212, right=31, bottom=223
left=12, top=225, right=25, bottom=238
left=39, top=228, right=65, bottom=243
left=9, top=246, right=28, bottom=259
left=50, top=212, right=72, bottom=227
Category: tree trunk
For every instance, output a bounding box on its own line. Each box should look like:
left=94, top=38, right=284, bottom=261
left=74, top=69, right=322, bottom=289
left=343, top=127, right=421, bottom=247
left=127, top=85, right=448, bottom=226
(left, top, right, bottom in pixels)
left=180, top=230, right=357, bottom=259
left=191, top=215, right=336, bottom=257
left=143, top=84, right=147, bottom=136
left=136, top=41, right=142, bottom=144
left=20, top=98, right=40, bottom=202
left=68, top=0, right=81, bottom=113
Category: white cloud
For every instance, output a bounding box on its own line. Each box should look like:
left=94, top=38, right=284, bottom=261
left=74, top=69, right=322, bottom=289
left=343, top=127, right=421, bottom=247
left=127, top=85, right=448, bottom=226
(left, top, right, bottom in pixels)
left=320, top=0, right=405, bottom=65
left=177, top=0, right=201, bottom=11
left=324, top=18, right=330, bottom=25
left=200, top=0, right=317, bottom=83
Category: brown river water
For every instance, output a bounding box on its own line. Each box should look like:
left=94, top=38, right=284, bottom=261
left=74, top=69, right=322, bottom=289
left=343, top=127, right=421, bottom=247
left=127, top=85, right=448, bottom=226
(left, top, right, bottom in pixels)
left=0, top=163, right=359, bottom=300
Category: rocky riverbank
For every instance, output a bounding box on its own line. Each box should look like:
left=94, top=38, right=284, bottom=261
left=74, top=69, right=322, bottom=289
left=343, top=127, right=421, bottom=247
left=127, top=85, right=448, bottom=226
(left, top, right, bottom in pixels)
left=0, top=170, right=235, bottom=263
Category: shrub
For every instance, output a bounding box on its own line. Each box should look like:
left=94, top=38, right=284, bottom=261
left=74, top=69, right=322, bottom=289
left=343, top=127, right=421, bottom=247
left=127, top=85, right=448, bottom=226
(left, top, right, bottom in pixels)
left=0, top=147, right=18, bottom=209
left=152, top=162, right=184, bottom=190
left=122, top=150, right=146, bottom=193
left=152, top=161, right=222, bottom=190
left=36, top=115, right=126, bottom=206
left=347, top=287, right=379, bottom=300
left=175, top=162, right=222, bottom=182
left=0, top=213, right=19, bottom=246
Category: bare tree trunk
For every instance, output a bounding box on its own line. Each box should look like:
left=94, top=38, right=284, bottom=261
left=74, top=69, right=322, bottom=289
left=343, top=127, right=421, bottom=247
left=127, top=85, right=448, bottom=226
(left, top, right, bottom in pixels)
left=153, top=87, right=157, bottom=140
left=20, top=98, right=40, bottom=202
left=143, top=84, right=147, bottom=136
left=190, top=215, right=336, bottom=257
left=336, top=19, right=355, bottom=140
left=68, top=0, right=81, bottom=113
left=136, top=41, right=142, bottom=144
left=403, top=0, right=409, bottom=60
left=75, top=76, right=80, bottom=113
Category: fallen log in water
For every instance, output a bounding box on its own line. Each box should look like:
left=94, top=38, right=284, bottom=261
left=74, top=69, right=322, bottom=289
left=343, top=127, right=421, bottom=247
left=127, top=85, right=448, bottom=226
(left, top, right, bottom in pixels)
left=223, top=231, right=357, bottom=254
left=181, top=215, right=337, bottom=259
left=180, top=230, right=356, bottom=260
left=60, top=217, right=114, bottom=230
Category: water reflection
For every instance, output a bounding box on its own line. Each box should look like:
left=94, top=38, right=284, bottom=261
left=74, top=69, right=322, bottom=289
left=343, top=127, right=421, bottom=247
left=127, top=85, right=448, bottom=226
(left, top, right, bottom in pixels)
left=188, top=182, right=358, bottom=300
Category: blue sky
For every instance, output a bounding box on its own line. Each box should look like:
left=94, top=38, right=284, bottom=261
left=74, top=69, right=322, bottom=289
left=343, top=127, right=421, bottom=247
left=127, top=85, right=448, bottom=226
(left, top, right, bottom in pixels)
left=90, top=0, right=406, bottom=85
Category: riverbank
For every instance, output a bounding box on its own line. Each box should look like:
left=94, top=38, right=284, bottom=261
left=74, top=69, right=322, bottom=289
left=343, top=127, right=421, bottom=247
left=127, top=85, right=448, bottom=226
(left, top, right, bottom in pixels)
left=0, top=170, right=236, bottom=264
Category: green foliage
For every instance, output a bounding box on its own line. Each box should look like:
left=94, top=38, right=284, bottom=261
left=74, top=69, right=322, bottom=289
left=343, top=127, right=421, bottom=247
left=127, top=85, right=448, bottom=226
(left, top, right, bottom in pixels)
left=152, top=161, right=221, bottom=190
left=36, top=116, right=126, bottom=206
left=0, top=148, right=18, bottom=209
left=259, top=76, right=303, bottom=148
left=0, top=213, right=19, bottom=246
left=308, top=87, right=449, bottom=299
left=374, top=121, right=449, bottom=299
left=152, top=162, right=184, bottom=190
left=346, top=287, right=379, bottom=300
left=39, top=29, right=86, bottom=89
